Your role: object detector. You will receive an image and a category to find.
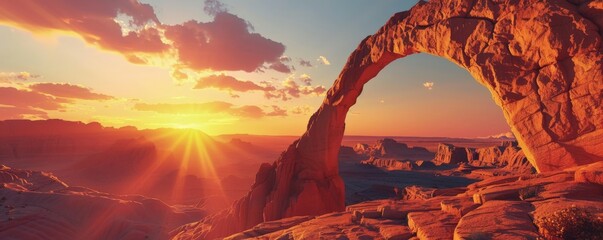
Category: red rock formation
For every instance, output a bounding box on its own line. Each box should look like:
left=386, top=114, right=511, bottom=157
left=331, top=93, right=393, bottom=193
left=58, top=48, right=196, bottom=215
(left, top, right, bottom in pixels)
left=361, top=157, right=415, bottom=171
left=467, top=141, right=535, bottom=173
left=433, top=143, right=470, bottom=165
left=354, top=138, right=434, bottom=160
left=173, top=0, right=603, bottom=238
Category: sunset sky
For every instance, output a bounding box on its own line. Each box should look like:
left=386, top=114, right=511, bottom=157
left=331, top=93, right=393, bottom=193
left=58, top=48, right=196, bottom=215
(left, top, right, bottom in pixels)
left=0, top=0, right=510, bottom=137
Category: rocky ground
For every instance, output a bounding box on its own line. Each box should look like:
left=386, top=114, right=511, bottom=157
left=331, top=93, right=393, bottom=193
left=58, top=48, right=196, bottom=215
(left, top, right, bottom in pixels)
left=220, top=161, right=603, bottom=240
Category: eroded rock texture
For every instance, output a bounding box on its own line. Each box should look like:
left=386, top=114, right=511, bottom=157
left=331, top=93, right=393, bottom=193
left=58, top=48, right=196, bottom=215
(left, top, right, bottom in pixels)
left=172, top=0, right=602, bottom=238
left=433, top=143, right=470, bottom=165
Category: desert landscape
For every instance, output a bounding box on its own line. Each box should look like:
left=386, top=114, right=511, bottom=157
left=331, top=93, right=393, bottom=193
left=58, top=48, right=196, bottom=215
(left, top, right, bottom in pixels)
left=1, top=0, right=602, bottom=239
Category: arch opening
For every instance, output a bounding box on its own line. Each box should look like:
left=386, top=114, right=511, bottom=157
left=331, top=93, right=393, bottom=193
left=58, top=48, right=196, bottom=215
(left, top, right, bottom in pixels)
left=345, top=53, right=510, bottom=138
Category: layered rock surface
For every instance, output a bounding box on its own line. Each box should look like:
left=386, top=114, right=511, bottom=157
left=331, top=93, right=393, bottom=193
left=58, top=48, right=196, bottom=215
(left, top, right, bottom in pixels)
left=433, top=143, right=469, bottom=165
left=172, top=0, right=603, bottom=238
left=221, top=161, right=603, bottom=240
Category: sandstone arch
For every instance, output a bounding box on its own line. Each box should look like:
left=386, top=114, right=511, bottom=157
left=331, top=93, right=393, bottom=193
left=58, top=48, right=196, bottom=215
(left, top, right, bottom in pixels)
left=172, top=0, right=602, bottom=238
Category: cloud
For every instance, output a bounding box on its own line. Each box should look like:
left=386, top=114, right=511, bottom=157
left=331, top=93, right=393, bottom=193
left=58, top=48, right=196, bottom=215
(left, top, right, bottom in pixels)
left=299, top=59, right=313, bottom=67
left=0, top=72, right=40, bottom=82
left=0, top=107, right=48, bottom=120
left=263, top=75, right=326, bottom=101
left=268, top=61, right=293, bottom=73
left=423, top=82, right=434, bottom=90
left=291, top=105, right=311, bottom=115
left=171, top=69, right=189, bottom=81
left=164, top=12, right=286, bottom=72
left=0, top=1, right=167, bottom=55
left=317, top=56, right=331, bottom=65
left=0, top=0, right=288, bottom=73
left=0, top=87, right=66, bottom=110
left=266, top=105, right=288, bottom=117
left=194, top=74, right=272, bottom=93
left=267, top=56, right=294, bottom=73
left=29, top=83, right=114, bottom=100
left=0, top=106, right=48, bottom=120
left=194, top=74, right=326, bottom=101
left=133, top=101, right=286, bottom=118
left=203, top=0, right=228, bottom=16
left=0, top=81, right=116, bottom=120
left=299, top=74, right=312, bottom=86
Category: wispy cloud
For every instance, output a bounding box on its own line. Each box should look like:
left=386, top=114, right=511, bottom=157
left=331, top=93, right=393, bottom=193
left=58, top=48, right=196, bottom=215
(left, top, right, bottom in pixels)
left=299, top=59, right=313, bottom=67
left=0, top=72, right=40, bottom=82
left=423, top=81, right=434, bottom=90
left=317, top=56, right=331, bottom=65
left=264, top=74, right=326, bottom=101
left=299, top=74, right=312, bottom=86
left=291, top=105, right=311, bottom=115
left=194, top=74, right=326, bottom=101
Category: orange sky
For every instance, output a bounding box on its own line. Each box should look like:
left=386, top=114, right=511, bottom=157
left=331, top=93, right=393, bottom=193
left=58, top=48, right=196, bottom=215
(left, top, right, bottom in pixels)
left=0, top=0, right=511, bottom=137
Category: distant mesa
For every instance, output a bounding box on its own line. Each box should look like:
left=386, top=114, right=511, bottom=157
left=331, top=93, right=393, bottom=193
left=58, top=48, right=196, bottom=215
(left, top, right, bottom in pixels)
left=354, top=138, right=433, bottom=160
left=353, top=138, right=435, bottom=171
left=479, top=131, right=516, bottom=140
left=432, top=141, right=535, bottom=175
left=353, top=138, right=533, bottom=175
left=228, top=138, right=256, bottom=150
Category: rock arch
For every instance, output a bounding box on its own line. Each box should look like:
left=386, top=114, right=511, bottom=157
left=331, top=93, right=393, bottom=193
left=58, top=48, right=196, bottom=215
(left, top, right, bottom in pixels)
left=173, top=0, right=602, bottom=238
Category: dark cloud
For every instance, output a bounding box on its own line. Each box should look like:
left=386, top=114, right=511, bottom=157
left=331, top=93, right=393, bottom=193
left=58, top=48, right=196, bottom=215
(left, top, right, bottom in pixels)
left=268, top=61, right=294, bottom=73
left=299, top=59, right=313, bottom=67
